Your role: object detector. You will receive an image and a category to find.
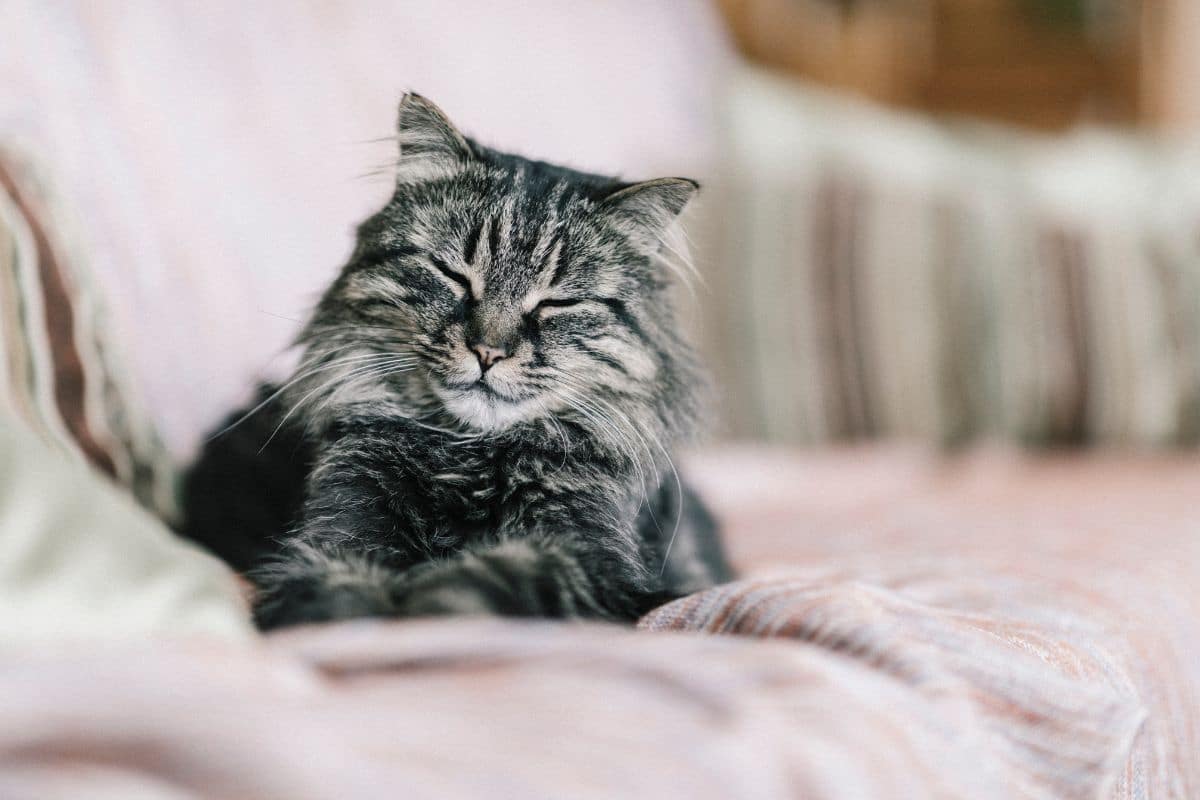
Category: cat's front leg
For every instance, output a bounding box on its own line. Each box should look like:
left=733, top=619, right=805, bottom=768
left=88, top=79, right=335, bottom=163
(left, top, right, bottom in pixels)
left=391, top=471, right=679, bottom=621
left=252, top=541, right=407, bottom=629
left=391, top=531, right=673, bottom=622
left=251, top=430, right=431, bottom=630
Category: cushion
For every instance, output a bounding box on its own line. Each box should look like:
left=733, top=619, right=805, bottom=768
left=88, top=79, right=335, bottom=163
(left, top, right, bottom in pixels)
left=0, top=407, right=250, bottom=642
left=0, top=147, right=176, bottom=519
left=700, top=65, right=1200, bottom=447
left=0, top=147, right=247, bottom=641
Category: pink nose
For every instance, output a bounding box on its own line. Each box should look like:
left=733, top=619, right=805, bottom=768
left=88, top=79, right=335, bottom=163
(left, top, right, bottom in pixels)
left=471, top=343, right=508, bottom=371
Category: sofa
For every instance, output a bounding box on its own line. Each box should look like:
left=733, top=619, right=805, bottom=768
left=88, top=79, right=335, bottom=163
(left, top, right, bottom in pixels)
left=2, top=3, right=1198, bottom=798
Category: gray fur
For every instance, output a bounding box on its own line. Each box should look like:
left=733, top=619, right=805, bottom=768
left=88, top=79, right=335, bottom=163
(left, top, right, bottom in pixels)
left=191, top=94, right=731, bottom=628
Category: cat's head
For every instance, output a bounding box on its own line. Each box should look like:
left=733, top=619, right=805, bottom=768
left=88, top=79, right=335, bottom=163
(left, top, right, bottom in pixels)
left=302, top=93, right=700, bottom=435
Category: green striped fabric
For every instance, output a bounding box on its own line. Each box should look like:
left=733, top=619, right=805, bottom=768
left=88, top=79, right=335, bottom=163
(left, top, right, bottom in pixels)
left=0, top=147, right=177, bottom=521
left=700, top=66, right=1200, bottom=448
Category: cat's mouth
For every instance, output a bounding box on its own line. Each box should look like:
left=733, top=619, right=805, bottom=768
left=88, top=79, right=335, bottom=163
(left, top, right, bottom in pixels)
left=440, top=376, right=524, bottom=404
left=432, top=377, right=540, bottom=430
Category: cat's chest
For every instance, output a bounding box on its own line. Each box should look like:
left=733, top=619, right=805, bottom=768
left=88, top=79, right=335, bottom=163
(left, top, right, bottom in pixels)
left=392, top=437, right=549, bottom=518
left=415, top=447, right=504, bottom=508
left=331, top=421, right=587, bottom=537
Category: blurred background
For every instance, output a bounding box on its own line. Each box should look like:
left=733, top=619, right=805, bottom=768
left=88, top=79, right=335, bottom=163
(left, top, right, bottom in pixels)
left=721, top=0, right=1196, bottom=130
left=4, top=0, right=1200, bottom=459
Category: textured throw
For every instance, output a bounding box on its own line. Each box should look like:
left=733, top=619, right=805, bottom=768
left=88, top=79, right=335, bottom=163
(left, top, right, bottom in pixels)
left=4, top=447, right=1199, bottom=798
left=643, top=579, right=1143, bottom=800
left=0, top=617, right=1134, bottom=800
left=685, top=446, right=1200, bottom=799
left=0, top=148, right=175, bottom=519
left=700, top=66, right=1200, bottom=447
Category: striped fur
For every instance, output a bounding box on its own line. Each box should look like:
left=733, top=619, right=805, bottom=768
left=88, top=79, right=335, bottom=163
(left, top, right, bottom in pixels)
left=184, top=94, right=731, bottom=628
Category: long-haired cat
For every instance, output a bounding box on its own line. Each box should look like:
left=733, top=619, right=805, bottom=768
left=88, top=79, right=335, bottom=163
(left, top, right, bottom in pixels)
left=183, top=94, right=731, bottom=628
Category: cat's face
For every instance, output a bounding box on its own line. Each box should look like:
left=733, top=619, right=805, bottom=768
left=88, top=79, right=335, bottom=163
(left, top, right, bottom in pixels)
left=309, top=94, right=697, bottom=432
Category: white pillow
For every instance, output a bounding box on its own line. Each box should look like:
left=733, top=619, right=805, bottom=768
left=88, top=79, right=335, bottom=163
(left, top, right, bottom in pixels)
left=0, top=411, right=251, bottom=642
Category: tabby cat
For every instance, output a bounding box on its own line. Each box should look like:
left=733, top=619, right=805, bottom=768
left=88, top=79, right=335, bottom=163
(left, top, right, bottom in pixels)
left=182, top=94, right=731, bottom=629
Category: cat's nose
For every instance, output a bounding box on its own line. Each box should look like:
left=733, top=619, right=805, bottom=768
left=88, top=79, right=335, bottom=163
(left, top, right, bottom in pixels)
left=470, top=342, right=508, bottom=372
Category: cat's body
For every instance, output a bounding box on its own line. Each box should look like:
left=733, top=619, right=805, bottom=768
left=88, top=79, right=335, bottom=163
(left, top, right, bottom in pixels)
left=182, top=94, right=731, bottom=628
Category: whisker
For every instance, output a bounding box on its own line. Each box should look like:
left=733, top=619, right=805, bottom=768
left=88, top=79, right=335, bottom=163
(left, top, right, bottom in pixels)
left=557, top=386, right=651, bottom=506
left=552, top=377, right=683, bottom=574
left=206, top=351, right=416, bottom=442
left=257, top=309, right=306, bottom=324
left=345, top=134, right=400, bottom=146
left=259, top=356, right=416, bottom=451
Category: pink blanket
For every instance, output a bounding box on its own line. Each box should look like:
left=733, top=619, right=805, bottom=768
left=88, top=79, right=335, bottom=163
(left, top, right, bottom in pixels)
left=3, top=446, right=1198, bottom=798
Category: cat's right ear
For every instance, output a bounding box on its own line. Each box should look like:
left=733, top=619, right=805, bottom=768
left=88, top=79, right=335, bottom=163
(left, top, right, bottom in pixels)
left=395, top=93, right=474, bottom=185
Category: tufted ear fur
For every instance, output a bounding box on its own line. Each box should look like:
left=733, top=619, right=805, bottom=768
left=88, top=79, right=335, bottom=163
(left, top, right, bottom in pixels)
left=395, top=93, right=474, bottom=185
left=597, top=177, right=699, bottom=251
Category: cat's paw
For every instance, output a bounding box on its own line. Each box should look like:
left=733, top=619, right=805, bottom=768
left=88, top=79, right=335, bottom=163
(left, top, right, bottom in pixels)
left=392, top=551, right=561, bottom=619
left=254, top=577, right=398, bottom=630
left=392, top=568, right=513, bottom=618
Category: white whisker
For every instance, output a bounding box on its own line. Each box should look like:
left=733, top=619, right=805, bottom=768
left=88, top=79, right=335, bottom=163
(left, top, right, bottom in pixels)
left=262, top=356, right=417, bottom=452
left=207, top=351, right=416, bottom=442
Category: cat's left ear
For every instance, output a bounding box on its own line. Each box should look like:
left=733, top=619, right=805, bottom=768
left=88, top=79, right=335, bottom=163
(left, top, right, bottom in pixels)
left=597, top=178, right=699, bottom=251
left=395, top=93, right=474, bottom=185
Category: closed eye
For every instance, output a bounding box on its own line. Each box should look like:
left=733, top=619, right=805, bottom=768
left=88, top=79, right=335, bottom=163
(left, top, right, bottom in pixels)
left=428, top=254, right=472, bottom=294
left=535, top=297, right=584, bottom=312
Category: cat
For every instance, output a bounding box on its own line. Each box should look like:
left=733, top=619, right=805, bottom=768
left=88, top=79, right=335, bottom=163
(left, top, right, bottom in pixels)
left=182, top=93, right=732, bottom=629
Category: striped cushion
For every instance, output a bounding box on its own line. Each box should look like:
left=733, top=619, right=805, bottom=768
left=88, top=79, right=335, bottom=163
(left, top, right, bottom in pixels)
left=0, top=147, right=175, bottom=519
left=701, top=66, right=1200, bottom=447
